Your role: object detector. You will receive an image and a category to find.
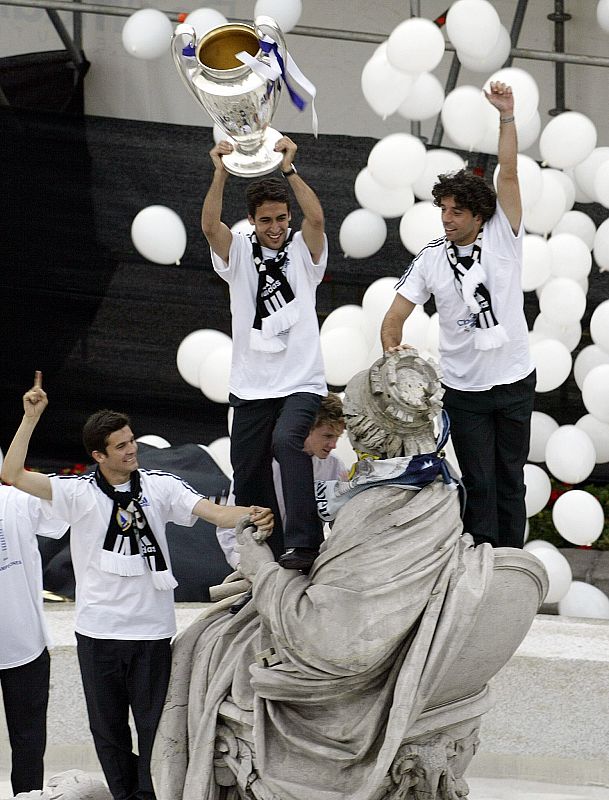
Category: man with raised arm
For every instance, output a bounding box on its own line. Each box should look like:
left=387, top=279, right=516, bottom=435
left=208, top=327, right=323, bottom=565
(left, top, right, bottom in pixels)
left=381, top=82, right=535, bottom=549
left=202, top=134, right=328, bottom=573
left=1, top=372, right=272, bottom=800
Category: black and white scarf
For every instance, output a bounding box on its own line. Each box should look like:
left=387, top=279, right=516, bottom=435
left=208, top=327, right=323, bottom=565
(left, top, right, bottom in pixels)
left=445, top=229, right=509, bottom=351
left=95, top=467, right=177, bottom=591
left=250, top=229, right=300, bottom=352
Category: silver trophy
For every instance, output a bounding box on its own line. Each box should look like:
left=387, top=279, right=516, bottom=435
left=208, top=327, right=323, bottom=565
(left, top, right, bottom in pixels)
left=171, top=16, right=288, bottom=177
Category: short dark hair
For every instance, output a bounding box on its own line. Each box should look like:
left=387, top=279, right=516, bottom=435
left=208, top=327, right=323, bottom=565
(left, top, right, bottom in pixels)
left=431, top=168, right=496, bottom=223
left=314, top=393, right=344, bottom=434
left=82, top=409, right=131, bottom=457
left=246, top=177, right=290, bottom=218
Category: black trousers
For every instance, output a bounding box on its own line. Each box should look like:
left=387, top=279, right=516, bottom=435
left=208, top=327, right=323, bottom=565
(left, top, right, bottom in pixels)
left=76, top=634, right=172, bottom=800
left=0, top=648, right=49, bottom=794
left=229, top=391, right=323, bottom=556
left=442, top=370, right=536, bottom=548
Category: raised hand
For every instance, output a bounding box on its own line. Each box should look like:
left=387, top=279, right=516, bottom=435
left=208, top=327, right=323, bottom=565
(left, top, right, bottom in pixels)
left=23, top=370, right=48, bottom=419
left=209, top=140, right=234, bottom=172
left=484, top=81, right=514, bottom=116
left=274, top=135, right=297, bottom=171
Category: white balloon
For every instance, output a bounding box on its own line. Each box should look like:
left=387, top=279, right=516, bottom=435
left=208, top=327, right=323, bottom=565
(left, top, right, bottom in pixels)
left=598, top=0, right=609, bottom=32
left=528, top=411, right=559, bottom=462
left=530, top=338, right=572, bottom=393
left=199, top=342, right=232, bottom=403
left=254, top=0, right=301, bottom=32
left=321, top=305, right=366, bottom=336
left=582, top=364, right=609, bottom=423
left=354, top=168, right=415, bottom=219
left=334, top=431, right=357, bottom=472
left=547, top=233, right=592, bottom=281
left=131, top=205, right=187, bottom=265
left=441, top=86, right=492, bottom=151
left=594, top=218, right=609, bottom=272
left=543, top=168, right=576, bottom=211
left=396, top=73, right=445, bottom=122
left=184, top=7, right=228, bottom=38
left=523, top=170, right=567, bottom=235
left=339, top=209, right=387, bottom=258
left=227, top=406, right=233, bottom=436
left=136, top=434, right=171, bottom=448
left=573, top=147, right=609, bottom=201
left=122, top=9, right=173, bottom=60
left=483, top=67, right=539, bottom=125
left=590, top=299, right=609, bottom=352
left=320, top=326, right=369, bottom=387
left=446, top=0, right=501, bottom=59
left=386, top=17, right=445, bottom=74
left=493, top=154, right=541, bottom=210
left=361, top=277, right=400, bottom=346
left=558, top=581, right=609, bottom=620
left=532, top=314, right=581, bottom=353
left=367, top=133, right=427, bottom=188
left=524, top=538, right=558, bottom=555
left=399, top=201, right=444, bottom=255
left=176, top=328, right=232, bottom=388
left=361, top=45, right=413, bottom=119
left=530, top=547, right=572, bottom=604
left=574, top=344, right=609, bottom=390
left=552, top=210, right=596, bottom=250
left=552, top=490, right=604, bottom=545
left=539, top=112, right=597, bottom=169
left=516, top=111, right=542, bottom=153
left=538, top=277, right=586, bottom=325
left=457, top=24, right=511, bottom=72
left=594, top=160, right=609, bottom=209
left=402, top=306, right=431, bottom=352
left=207, top=436, right=233, bottom=478
left=545, top=425, right=596, bottom=484
left=576, top=415, right=609, bottom=464
left=230, top=218, right=255, bottom=235
left=412, top=150, right=466, bottom=201
left=524, top=463, right=552, bottom=517
left=522, top=235, right=552, bottom=292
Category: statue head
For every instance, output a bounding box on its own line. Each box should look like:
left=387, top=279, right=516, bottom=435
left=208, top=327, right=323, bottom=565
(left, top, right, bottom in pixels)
left=343, top=348, right=444, bottom=459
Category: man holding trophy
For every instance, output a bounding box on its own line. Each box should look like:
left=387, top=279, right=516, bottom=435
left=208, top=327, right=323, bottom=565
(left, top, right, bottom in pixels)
left=201, top=134, right=328, bottom=577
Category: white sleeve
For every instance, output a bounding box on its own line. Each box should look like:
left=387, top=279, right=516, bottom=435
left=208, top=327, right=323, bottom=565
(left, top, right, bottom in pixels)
left=394, top=251, right=431, bottom=306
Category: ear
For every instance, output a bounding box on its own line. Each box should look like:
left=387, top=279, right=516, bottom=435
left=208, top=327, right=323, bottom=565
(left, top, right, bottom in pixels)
left=91, top=450, right=105, bottom=465
left=247, top=213, right=255, bottom=225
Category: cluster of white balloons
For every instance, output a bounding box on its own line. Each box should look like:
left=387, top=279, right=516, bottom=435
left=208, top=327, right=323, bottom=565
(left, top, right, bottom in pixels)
left=122, top=6, right=228, bottom=60
left=177, top=328, right=233, bottom=404
left=524, top=539, right=609, bottom=619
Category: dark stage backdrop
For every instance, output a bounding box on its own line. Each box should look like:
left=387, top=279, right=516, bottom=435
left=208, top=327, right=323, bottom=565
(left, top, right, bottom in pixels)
left=1, top=107, right=608, bottom=477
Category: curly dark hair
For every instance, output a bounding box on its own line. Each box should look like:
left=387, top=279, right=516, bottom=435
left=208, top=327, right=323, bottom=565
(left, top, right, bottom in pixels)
left=82, top=409, right=131, bottom=457
left=431, top=169, right=496, bottom=222
left=246, top=177, right=290, bottom=218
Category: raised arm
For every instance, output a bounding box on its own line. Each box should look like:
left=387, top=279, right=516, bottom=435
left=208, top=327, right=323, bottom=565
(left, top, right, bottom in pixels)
left=276, top=136, right=325, bottom=263
left=192, top=497, right=273, bottom=535
left=201, top=141, right=234, bottom=263
left=381, top=294, right=416, bottom=352
left=1, top=371, right=52, bottom=500
left=485, top=81, right=521, bottom=234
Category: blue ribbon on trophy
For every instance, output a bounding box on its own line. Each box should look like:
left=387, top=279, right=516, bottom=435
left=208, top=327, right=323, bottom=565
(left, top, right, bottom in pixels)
left=237, top=36, right=319, bottom=136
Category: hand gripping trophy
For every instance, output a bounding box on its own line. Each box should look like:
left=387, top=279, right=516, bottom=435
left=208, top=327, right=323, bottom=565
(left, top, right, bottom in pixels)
left=172, top=16, right=308, bottom=177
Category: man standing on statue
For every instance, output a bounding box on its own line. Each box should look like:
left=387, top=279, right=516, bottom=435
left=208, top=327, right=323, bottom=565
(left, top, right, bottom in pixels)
left=381, top=82, right=535, bottom=549
left=202, top=134, right=328, bottom=572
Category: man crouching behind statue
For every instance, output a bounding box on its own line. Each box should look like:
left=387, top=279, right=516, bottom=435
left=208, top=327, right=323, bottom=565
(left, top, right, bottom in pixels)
left=151, top=349, right=494, bottom=800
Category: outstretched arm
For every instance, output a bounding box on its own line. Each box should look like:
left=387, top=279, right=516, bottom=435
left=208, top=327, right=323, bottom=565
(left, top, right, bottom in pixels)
left=485, top=80, right=521, bottom=234
left=193, top=498, right=273, bottom=534
left=201, top=141, right=234, bottom=262
left=1, top=371, right=52, bottom=500
left=276, top=136, right=325, bottom=263
left=381, top=294, right=416, bottom=352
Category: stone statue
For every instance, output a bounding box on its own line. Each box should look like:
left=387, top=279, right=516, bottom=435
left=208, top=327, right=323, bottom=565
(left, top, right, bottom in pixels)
left=7, top=770, right=111, bottom=800
left=150, top=350, right=548, bottom=800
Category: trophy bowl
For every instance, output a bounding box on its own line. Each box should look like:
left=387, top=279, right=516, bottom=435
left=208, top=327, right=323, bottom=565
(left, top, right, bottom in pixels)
left=172, top=17, right=287, bottom=177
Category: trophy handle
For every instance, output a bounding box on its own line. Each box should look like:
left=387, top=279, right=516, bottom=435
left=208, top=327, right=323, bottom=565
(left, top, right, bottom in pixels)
left=171, top=24, right=202, bottom=104
left=254, top=15, right=288, bottom=67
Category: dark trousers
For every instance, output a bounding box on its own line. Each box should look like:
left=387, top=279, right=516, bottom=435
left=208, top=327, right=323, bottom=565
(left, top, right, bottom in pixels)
left=0, top=648, right=49, bottom=794
left=76, top=634, right=172, bottom=800
left=230, top=391, right=323, bottom=556
left=443, top=370, right=536, bottom=548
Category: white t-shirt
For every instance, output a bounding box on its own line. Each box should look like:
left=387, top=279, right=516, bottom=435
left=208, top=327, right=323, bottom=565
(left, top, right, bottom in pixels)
left=395, top=203, right=533, bottom=391
left=42, top=470, right=202, bottom=640
left=216, top=453, right=347, bottom=569
left=210, top=230, right=328, bottom=399
left=0, top=486, right=68, bottom=668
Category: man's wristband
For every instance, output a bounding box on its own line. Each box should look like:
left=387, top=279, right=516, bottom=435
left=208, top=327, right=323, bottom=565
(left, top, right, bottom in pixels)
left=281, top=165, right=298, bottom=177
left=500, top=115, right=515, bottom=124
